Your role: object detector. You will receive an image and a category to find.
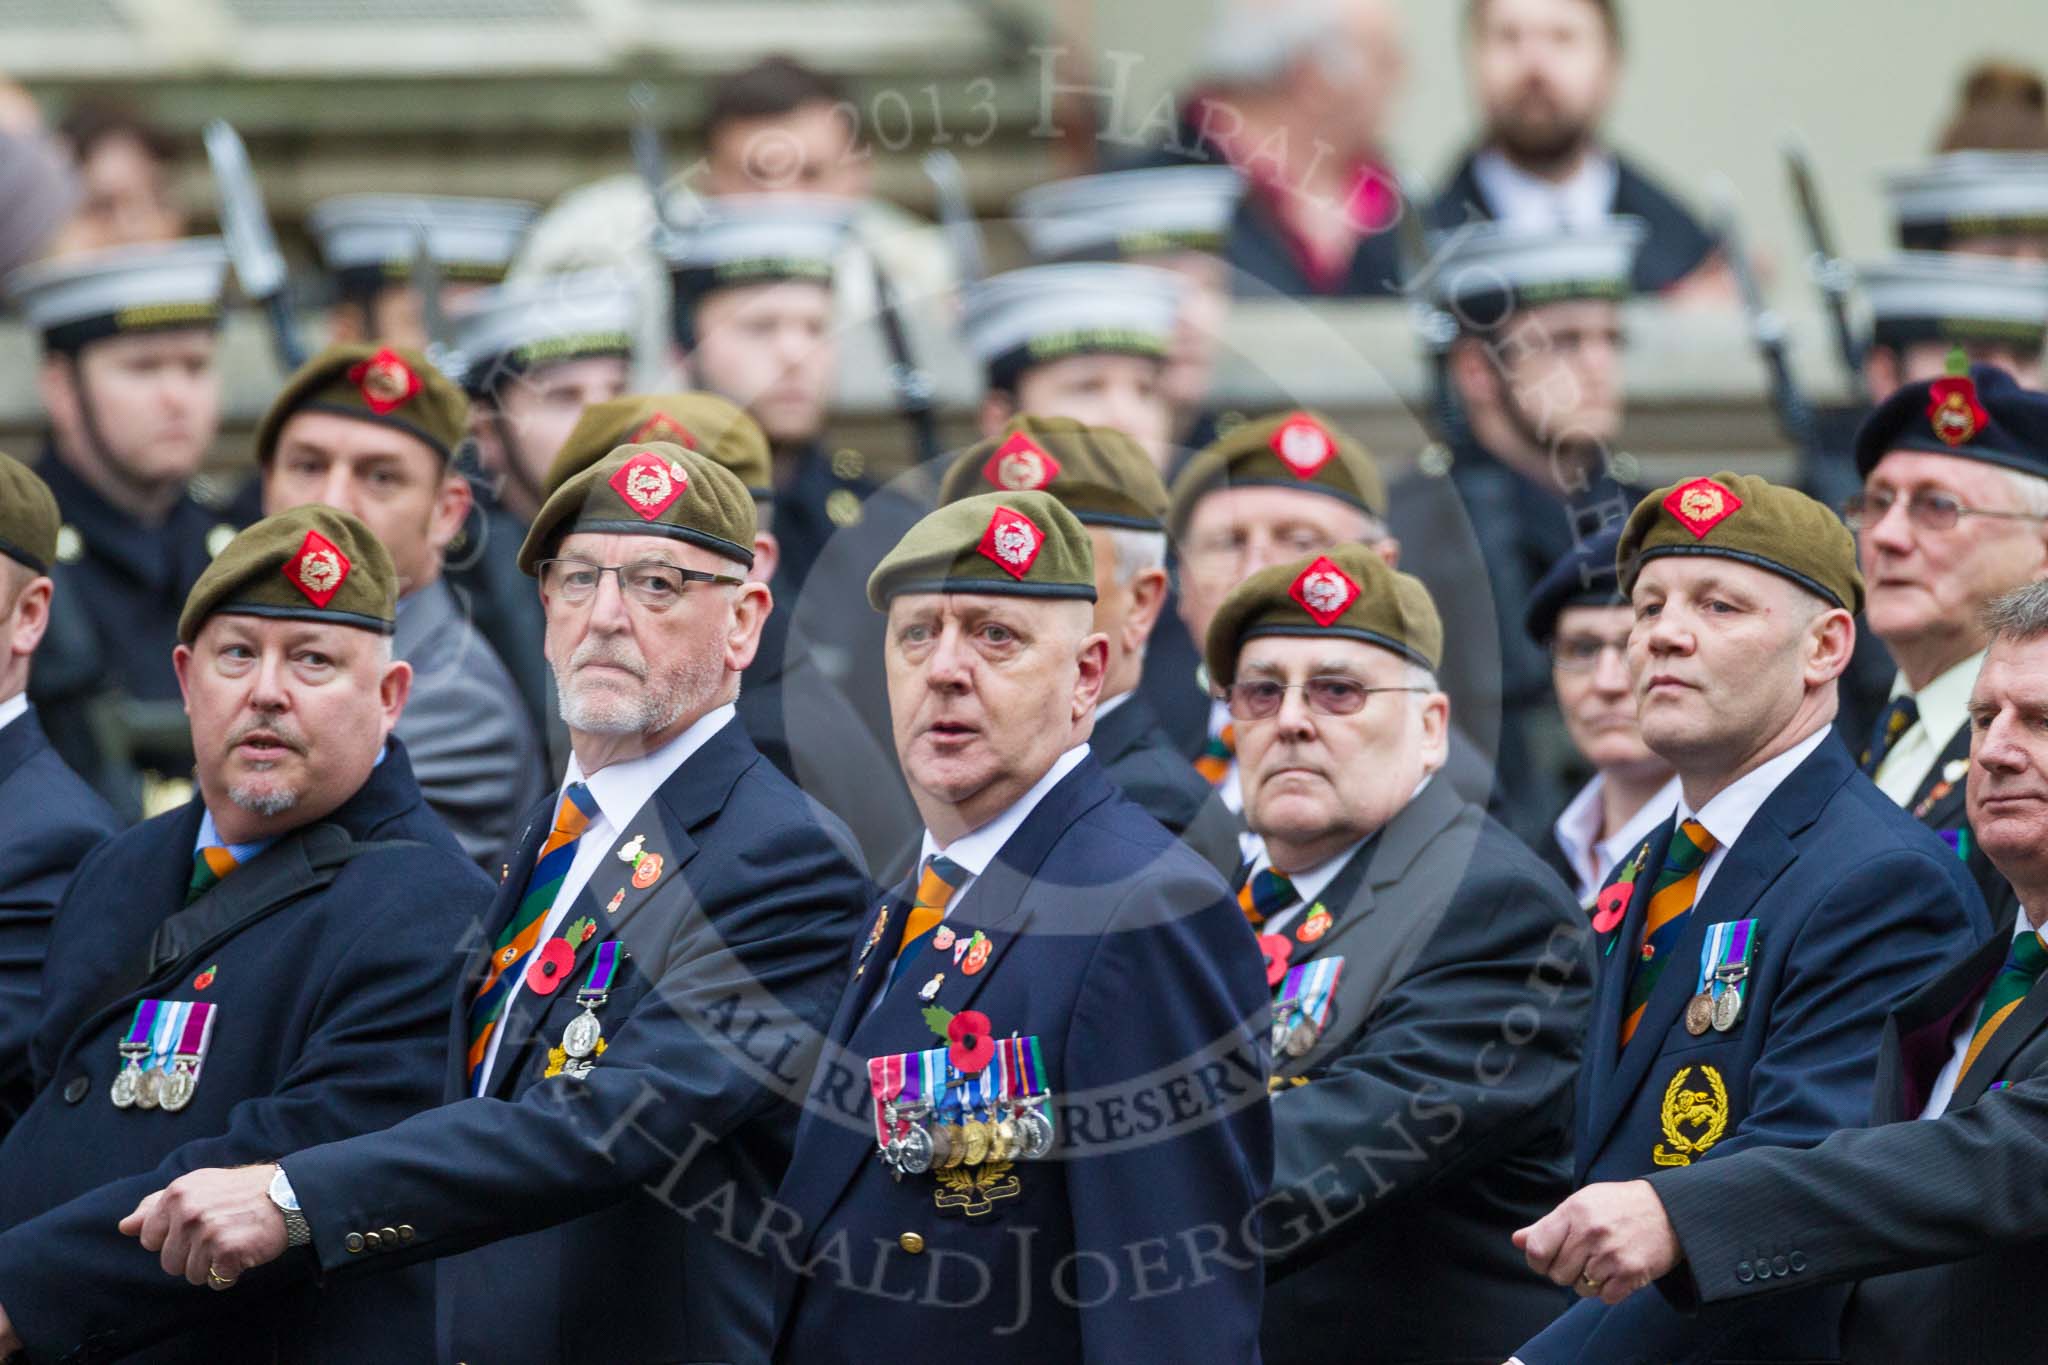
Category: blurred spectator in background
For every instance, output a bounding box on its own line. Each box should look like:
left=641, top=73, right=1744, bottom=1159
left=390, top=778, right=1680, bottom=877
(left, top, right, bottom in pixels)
left=1429, top=0, right=1729, bottom=300
left=1131, top=0, right=1408, bottom=298
left=49, top=101, right=182, bottom=257
left=307, top=194, right=538, bottom=349
left=1938, top=60, right=2048, bottom=152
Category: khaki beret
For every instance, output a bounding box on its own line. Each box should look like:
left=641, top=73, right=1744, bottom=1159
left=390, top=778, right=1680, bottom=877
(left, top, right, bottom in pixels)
left=254, top=343, right=470, bottom=466
left=1205, top=543, right=1442, bottom=687
left=936, top=416, right=1169, bottom=531
left=1167, top=410, right=1388, bottom=543
left=867, top=490, right=1095, bottom=610
left=178, top=505, right=398, bottom=644
left=1616, top=471, right=1863, bottom=614
left=0, top=451, right=58, bottom=573
left=544, top=393, right=771, bottom=502
left=518, top=442, right=757, bottom=575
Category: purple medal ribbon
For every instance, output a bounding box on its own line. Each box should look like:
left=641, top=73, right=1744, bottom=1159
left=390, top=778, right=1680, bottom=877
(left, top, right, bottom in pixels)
left=124, top=999, right=162, bottom=1048
left=580, top=940, right=621, bottom=998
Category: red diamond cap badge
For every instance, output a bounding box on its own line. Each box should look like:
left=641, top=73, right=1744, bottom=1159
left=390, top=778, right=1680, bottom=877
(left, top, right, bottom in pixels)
left=347, top=347, right=421, bottom=416
left=631, top=412, right=697, bottom=449
left=1269, top=413, right=1335, bottom=479
left=283, top=529, right=352, bottom=608
left=1662, top=477, right=1742, bottom=540
left=977, top=505, right=1044, bottom=580
left=609, top=451, right=689, bottom=522
left=1289, top=555, right=1360, bottom=626
left=1927, top=377, right=1988, bottom=447
left=982, top=431, right=1061, bottom=492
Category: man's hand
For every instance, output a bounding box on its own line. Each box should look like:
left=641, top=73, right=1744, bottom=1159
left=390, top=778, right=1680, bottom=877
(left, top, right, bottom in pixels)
left=118, top=1165, right=286, bottom=1288
left=1512, top=1179, right=1682, bottom=1307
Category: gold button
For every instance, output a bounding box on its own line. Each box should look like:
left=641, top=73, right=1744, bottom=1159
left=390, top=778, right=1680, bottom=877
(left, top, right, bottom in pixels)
left=398, top=1224, right=416, bottom=1243
left=364, top=1231, right=383, bottom=1251
left=379, top=1226, right=399, bottom=1246
left=898, top=1232, right=925, bottom=1255
left=344, top=1233, right=365, bottom=1254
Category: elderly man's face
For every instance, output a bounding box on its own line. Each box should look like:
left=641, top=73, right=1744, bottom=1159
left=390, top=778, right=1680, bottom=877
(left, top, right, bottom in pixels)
left=1235, top=635, right=1447, bottom=867
left=1177, top=487, right=1386, bottom=650
left=1858, top=450, right=2048, bottom=665
left=1968, top=634, right=2048, bottom=884
left=885, top=593, right=1106, bottom=837
left=541, top=531, right=767, bottom=748
left=174, top=615, right=409, bottom=843
left=1628, top=558, right=1841, bottom=774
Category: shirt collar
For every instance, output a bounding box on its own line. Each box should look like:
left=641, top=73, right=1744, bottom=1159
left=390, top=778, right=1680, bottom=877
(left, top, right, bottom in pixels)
left=1095, top=690, right=1133, bottom=723
left=1677, top=726, right=1831, bottom=852
left=1555, top=771, right=1683, bottom=899
left=1893, top=649, right=1987, bottom=745
left=565, top=703, right=736, bottom=834
left=919, top=743, right=1091, bottom=879
left=1471, top=146, right=1620, bottom=231
left=193, top=740, right=390, bottom=865
left=1249, top=833, right=1370, bottom=909
left=0, top=692, right=27, bottom=734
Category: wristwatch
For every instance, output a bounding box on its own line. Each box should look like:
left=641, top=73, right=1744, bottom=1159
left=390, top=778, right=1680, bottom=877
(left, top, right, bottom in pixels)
left=268, top=1165, right=312, bottom=1248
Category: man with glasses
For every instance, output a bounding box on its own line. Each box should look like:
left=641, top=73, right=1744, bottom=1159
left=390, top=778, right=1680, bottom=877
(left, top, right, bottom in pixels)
left=1205, top=541, right=1591, bottom=1364
left=1527, top=525, right=1678, bottom=903
left=1842, top=363, right=2048, bottom=918
left=121, top=442, right=869, bottom=1365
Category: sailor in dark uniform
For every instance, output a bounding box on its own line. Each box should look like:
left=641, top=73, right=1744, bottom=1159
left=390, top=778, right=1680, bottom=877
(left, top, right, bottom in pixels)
left=1883, top=149, right=2048, bottom=262
left=8, top=237, right=236, bottom=819
left=305, top=191, right=539, bottom=349
left=1388, top=216, right=1648, bottom=843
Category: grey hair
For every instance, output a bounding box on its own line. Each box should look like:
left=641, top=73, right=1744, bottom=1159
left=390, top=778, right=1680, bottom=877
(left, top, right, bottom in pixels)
left=2001, top=467, right=2048, bottom=520
left=1984, top=579, right=2048, bottom=642
left=1104, top=527, right=1168, bottom=588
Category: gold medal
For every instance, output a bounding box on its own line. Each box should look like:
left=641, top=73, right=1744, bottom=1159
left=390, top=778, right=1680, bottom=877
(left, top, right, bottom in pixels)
left=989, top=1117, right=1014, bottom=1164
left=963, top=1119, right=990, bottom=1167
left=940, top=1123, right=969, bottom=1169
left=1684, top=991, right=1714, bottom=1036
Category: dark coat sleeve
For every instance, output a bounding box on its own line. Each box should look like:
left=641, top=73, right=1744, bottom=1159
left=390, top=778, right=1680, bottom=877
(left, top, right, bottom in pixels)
left=0, top=847, right=492, bottom=1361
left=282, top=806, right=864, bottom=1275
left=1263, top=856, right=1592, bottom=1270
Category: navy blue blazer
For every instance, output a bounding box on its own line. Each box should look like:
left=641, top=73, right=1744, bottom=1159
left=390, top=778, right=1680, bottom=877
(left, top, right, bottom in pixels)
left=771, top=756, right=1273, bottom=1364
left=0, top=739, right=490, bottom=1365
left=1519, top=733, right=1986, bottom=1365
left=281, top=718, right=869, bottom=1365
left=0, top=705, right=118, bottom=1130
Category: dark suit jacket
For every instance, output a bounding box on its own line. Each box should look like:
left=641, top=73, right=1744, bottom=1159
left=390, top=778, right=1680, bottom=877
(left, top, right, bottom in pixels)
left=0, top=741, right=490, bottom=1364
left=1260, top=778, right=1593, bottom=1365
left=1426, top=148, right=1717, bottom=295
left=0, top=706, right=119, bottom=1129
left=1901, top=718, right=2019, bottom=925
left=282, top=718, right=868, bottom=1365
left=1519, top=734, right=1987, bottom=1364
left=441, top=495, right=551, bottom=738
left=1094, top=692, right=1242, bottom=881
left=771, top=757, right=1273, bottom=1364
left=1646, top=923, right=2048, bottom=1363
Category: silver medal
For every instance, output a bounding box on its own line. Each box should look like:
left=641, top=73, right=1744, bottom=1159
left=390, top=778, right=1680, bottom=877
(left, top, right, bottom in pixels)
left=1012, top=1105, right=1055, bottom=1161
left=1712, top=985, right=1743, bottom=1032
left=110, top=1064, right=140, bottom=1109
left=895, top=1123, right=936, bottom=1175
left=563, top=1009, right=603, bottom=1060
left=159, top=1064, right=196, bottom=1112
left=1283, top=1019, right=1319, bottom=1059
left=135, top=1068, right=162, bottom=1110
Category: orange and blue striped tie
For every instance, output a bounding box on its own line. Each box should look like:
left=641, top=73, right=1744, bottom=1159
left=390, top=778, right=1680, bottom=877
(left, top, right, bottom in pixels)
left=466, top=782, right=597, bottom=1090
left=1956, top=930, right=2048, bottom=1091
left=185, top=847, right=241, bottom=905
left=1619, top=818, right=1718, bottom=1047
left=1195, top=723, right=1235, bottom=786
left=888, top=855, right=966, bottom=987
left=1237, top=868, right=1298, bottom=928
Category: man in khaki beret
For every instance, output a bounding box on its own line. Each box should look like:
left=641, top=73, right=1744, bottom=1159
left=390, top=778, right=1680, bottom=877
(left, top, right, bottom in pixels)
left=1205, top=541, right=1591, bottom=1364
left=129, top=444, right=869, bottom=1365
left=772, top=489, right=1270, bottom=1362
left=0, top=452, right=118, bottom=1130
left=0, top=505, right=492, bottom=1360
left=258, top=341, right=544, bottom=867
left=1511, top=472, right=1985, bottom=1365
left=938, top=415, right=1240, bottom=878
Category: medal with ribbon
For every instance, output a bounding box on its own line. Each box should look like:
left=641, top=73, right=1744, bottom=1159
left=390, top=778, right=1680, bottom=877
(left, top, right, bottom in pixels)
left=546, top=941, right=624, bottom=1079
left=1686, top=919, right=1756, bottom=1037
left=110, top=999, right=160, bottom=1108
left=1272, top=956, right=1345, bottom=1059
left=158, top=1002, right=217, bottom=1112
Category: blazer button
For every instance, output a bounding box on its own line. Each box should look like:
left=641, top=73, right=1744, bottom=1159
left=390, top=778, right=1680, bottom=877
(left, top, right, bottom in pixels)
left=899, top=1232, right=925, bottom=1255
left=364, top=1231, right=383, bottom=1251
left=1772, top=1255, right=1790, bottom=1276
left=1735, top=1261, right=1753, bottom=1283
left=344, top=1233, right=365, bottom=1254
left=379, top=1226, right=399, bottom=1248
left=1755, top=1260, right=1772, bottom=1280
left=62, top=1076, right=89, bottom=1105
left=398, top=1225, right=416, bottom=1243
left=1789, top=1251, right=1806, bottom=1272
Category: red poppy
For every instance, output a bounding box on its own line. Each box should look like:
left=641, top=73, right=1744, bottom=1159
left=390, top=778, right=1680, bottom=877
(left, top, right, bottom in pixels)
left=946, top=1009, right=995, bottom=1073
left=1592, top=881, right=1632, bottom=934
left=192, top=964, right=217, bottom=992
left=1259, top=934, right=1294, bottom=988
left=526, top=937, right=576, bottom=996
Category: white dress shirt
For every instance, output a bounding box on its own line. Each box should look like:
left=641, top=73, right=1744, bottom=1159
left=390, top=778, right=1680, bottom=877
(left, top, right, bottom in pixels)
left=1552, top=772, right=1683, bottom=905
left=1677, top=727, right=1831, bottom=902
left=1919, top=907, right=2046, bottom=1120
left=0, top=692, right=26, bottom=734
left=1874, top=650, right=1986, bottom=809
left=1094, top=690, right=1133, bottom=724
left=476, top=704, right=735, bottom=1087
left=1242, top=837, right=1369, bottom=938
left=1471, top=146, right=1621, bottom=232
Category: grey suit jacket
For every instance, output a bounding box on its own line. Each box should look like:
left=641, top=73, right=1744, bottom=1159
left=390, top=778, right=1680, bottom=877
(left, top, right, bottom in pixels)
left=392, top=577, right=546, bottom=867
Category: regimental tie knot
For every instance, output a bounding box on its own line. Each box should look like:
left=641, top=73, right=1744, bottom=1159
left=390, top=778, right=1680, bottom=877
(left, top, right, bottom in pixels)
left=1238, top=867, right=1299, bottom=927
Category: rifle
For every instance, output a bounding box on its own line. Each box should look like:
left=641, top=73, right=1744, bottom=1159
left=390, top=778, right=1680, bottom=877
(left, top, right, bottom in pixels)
left=202, top=119, right=305, bottom=374
left=1709, top=181, right=1823, bottom=463
left=1782, top=136, right=1865, bottom=400
left=922, top=149, right=985, bottom=285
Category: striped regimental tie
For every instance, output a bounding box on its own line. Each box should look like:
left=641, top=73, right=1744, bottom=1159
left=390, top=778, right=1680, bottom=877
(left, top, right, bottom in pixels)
left=1956, top=929, right=2048, bottom=1092
left=1619, top=819, right=1719, bottom=1047
left=1237, top=868, right=1299, bottom=929
left=887, top=855, right=967, bottom=989
left=185, top=846, right=242, bottom=905
left=1194, top=723, right=1236, bottom=787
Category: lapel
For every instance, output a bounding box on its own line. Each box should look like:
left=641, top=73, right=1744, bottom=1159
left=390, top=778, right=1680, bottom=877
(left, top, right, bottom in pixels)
left=1090, top=694, right=1154, bottom=769
left=1907, top=723, right=1972, bottom=830
left=0, top=707, right=49, bottom=786
left=781, top=758, right=1117, bottom=1263
left=1579, top=817, right=1673, bottom=1142
left=1950, top=935, right=2048, bottom=1109
left=445, top=802, right=548, bottom=1098
left=1588, top=739, right=1850, bottom=1156
left=485, top=723, right=750, bottom=1098
left=1880, top=930, right=2008, bottom=1122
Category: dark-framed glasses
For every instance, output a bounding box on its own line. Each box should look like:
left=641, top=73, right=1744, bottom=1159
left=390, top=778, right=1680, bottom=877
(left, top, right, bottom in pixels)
left=1224, top=675, right=1427, bottom=721
left=1842, top=488, right=2048, bottom=534
left=537, top=557, right=745, bottom=609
